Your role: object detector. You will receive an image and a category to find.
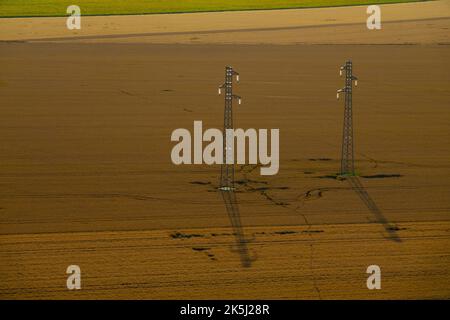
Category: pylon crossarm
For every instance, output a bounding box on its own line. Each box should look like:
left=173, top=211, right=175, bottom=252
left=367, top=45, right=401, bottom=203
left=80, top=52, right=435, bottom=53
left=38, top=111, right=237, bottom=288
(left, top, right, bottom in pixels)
left=232, top=70, right=240, bottom=82
left=336, top=88, right=346, bottom=99
left=218, top=83, right=225, bottom=95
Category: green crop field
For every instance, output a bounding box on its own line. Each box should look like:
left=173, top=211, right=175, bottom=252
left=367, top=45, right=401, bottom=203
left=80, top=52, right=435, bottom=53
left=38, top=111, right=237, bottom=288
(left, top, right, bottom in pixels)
left=0, top=0, right=425, bottom=18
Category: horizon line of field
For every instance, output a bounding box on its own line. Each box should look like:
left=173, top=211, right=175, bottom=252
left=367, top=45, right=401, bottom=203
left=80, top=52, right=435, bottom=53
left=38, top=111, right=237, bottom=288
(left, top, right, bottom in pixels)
left=0, top=0, right=425, bottom=18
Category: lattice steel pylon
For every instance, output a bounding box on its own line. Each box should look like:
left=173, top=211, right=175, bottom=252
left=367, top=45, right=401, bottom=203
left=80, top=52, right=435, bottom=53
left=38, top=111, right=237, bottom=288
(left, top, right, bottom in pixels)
left=218, top=66, right=241, bottom=190
left=337, top=60, right=358, bottom=176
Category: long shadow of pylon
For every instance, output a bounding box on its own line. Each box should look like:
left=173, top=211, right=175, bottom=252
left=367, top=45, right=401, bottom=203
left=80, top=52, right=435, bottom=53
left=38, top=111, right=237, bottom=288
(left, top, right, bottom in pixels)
left=347, top=176, right=401, bottom=242
left=220, top=190, right=252, bottom=267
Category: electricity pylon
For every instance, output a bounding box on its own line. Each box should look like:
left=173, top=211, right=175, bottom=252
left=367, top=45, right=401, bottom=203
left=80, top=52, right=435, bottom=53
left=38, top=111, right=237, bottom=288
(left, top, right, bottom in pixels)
left=337, top=60, right=358, bottom=176
left=218, top=66, right=241, bottom=190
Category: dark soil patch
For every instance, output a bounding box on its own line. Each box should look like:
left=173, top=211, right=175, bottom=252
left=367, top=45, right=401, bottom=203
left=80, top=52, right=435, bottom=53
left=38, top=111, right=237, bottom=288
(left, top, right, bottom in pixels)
left=190, top=181, right=211, bottom=185
left=192, top=247, right=210, bottom=252
left=274, top=230, right=298, bottom=235
left=361, top=174, right=402, bottom=179
left=308, top=158, right=332, bottom=161
left=302, top=230, right=324, bottom=234
left=170, top=232, right=204, bottom=239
